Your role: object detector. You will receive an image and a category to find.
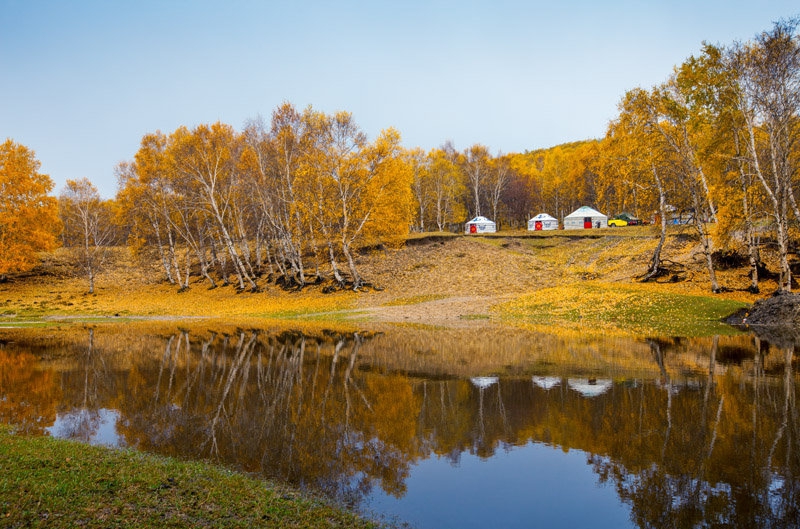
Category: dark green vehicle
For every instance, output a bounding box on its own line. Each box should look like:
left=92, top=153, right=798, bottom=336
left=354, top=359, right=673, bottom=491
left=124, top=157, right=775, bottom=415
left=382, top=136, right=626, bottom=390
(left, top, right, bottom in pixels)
left=608, top=212, right=641, bottom=227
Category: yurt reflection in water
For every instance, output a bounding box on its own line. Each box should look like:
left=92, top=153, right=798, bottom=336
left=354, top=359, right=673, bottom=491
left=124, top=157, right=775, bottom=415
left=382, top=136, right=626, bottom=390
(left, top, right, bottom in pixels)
left=567, top=378, right=612, bottom=398
left=532, top=376, right=561, bottom=389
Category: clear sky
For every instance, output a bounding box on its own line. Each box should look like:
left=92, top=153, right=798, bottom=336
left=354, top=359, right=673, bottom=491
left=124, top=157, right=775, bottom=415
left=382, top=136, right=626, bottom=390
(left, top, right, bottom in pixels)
left=2, top=0, right=798, bottom=198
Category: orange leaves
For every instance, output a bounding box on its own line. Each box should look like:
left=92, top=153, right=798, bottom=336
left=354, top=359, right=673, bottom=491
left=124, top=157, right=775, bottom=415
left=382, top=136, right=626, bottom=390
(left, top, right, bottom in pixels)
left=0, top=139, right=60, bottom=275
left=358, top=128, right=414, bottom=247
left=115, top=104, right=416, bottom=290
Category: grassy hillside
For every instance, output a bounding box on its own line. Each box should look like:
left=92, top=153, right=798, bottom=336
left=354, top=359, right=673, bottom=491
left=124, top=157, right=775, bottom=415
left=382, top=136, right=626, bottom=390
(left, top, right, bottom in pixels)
left=0, top=226, right=769, bottom=336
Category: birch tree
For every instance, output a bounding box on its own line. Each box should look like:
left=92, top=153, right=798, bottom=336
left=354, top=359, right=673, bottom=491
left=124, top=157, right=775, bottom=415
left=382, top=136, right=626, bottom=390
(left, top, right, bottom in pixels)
left=487, top=154, right=510, bottom=227
left=610, top=89, right=676, bottom=281
left=653, top=80, right=721, bottom=292
left=406, top=147, right=430, bottom=232
left=169, top=123, right=257, bottom=291
left=59, top=178, right=116, bottom=294
left=461, top=144, right=490, bottom=218
left=731, top=19, right=800, bottom=292
left=679, top=44, right=767, bottom=292
left=428, top=148, right=465, bottom=231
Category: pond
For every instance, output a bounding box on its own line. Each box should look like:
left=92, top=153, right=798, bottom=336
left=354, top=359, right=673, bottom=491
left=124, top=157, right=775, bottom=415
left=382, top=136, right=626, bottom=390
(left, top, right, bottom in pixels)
left=1, top=324, right=798, bottom=528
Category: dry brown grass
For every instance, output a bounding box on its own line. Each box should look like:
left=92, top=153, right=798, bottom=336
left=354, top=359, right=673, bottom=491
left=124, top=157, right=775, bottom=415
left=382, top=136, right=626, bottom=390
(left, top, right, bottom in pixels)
left=0, top=247, right=355, bottom=323
left=0, top=228, right=771, bottom=332
left=351, top=229, right=766, bottom=329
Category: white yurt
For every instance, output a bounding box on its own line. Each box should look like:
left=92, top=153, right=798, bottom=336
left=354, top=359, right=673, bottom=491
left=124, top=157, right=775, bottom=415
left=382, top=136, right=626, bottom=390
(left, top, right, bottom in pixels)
left=563, top=206, right=607, bottom=230
left=527, top=213, right=558, bottom=231
left=464, top=216, right=497, bottom=234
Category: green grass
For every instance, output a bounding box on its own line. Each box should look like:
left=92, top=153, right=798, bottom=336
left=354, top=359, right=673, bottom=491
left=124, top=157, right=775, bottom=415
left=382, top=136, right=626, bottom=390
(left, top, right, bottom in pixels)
left=0, top=426, right=378, bottom=528
left=0, top=322, right=57, bottom=329
left=459, top=313, right=491, bottom=321
left=499, top=283, right=748, bottom=337
left=381, top=294, right=447, bottom=307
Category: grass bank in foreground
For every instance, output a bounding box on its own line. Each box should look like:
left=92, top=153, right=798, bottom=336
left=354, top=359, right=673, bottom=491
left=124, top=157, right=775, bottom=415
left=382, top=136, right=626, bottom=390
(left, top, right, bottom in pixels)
left=0, top=427, right=377, bottom=529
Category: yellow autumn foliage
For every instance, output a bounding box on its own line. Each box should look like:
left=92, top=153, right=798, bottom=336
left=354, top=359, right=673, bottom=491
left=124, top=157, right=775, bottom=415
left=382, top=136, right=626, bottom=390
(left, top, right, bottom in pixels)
left=0, top=139, right=60, bottom=275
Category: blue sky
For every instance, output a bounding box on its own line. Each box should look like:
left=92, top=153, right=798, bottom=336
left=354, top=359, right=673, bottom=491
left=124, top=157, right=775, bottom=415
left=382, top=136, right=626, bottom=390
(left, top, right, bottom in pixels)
left=2, top=1, right=797, bottom=198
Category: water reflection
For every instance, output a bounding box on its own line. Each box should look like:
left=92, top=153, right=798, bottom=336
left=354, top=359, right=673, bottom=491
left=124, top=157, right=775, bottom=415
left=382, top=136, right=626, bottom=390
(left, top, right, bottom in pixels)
left=47, top=408, right=123, bottom=446
left=0, top=327, right=798, bottom=527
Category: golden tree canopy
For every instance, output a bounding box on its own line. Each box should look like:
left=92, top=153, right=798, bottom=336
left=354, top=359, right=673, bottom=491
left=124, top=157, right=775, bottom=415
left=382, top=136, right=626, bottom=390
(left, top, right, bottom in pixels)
left=0, top=139, right=60, bottom=275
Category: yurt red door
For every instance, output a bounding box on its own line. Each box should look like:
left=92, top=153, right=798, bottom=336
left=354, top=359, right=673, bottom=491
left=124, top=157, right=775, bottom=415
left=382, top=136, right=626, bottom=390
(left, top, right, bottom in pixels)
left=583, top=217, right=592, bottom=229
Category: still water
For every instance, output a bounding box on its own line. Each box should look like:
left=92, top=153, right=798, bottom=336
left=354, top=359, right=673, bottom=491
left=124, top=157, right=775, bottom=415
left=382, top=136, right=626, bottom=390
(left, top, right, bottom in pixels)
left=1, top=325, right=798, bottom=528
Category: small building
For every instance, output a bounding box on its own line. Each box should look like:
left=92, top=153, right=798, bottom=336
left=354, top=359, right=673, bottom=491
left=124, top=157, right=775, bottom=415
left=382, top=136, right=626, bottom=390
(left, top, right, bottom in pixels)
left=464, top=216, right=497, bottom=234
left=527, top=213, right=558, bottom=231
left=563, top=206, right=607, bottom=230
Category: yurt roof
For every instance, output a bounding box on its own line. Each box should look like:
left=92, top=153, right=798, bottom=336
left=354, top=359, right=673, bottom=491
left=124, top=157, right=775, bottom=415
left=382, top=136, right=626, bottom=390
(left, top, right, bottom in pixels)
left=530, top=213, right=557, bottom=221
left=467, top=216, right=495, bottom=224
left=564, top=206, right=606, bottom=219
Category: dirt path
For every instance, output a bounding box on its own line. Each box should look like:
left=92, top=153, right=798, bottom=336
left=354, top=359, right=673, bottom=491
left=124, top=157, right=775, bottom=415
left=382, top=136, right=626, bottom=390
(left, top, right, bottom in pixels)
left=345, top=234, right=652, bottom=327
left=351, top=295, right=507, bottom=327
left=342, top=236, right=558, bottom=327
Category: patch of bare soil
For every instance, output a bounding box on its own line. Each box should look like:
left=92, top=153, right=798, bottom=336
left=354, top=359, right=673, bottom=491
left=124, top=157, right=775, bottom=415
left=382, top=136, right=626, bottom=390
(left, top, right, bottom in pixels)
left=358, top=237, right=555, bottom=297
left=358, top=295, right=499, bottom=328
left=725, top=291, right=800, bottom=347
left=351, top=234, right=648, bottom=326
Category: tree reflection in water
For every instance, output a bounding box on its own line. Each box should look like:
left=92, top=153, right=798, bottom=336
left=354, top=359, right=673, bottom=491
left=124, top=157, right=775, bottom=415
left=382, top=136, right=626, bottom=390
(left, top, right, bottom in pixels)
left=590, top=339, right=799, bottom=528
left=50, top=329, right=114, bottom=443
left=1, top=327, right=798, bottom=526
left=109, top=329, right=421, bottom=504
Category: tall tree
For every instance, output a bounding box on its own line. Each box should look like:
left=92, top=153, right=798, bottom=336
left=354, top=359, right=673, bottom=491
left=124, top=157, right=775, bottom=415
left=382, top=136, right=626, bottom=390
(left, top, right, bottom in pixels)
left=653, top=78, right=721, bottom=292
left=118, top=133, right=181, bottom=285
left=296, top=109, right=361, bottom=286
left=428, top=147, right=466, bottom=231
left=486, top=154, right=511, bottom=227
left=461, top=144, right=490, bottom=218
left=59, top=178, right=116, bottom=294
left=241, top=103, right=317, bottom=287
left=678, top=43, right=767, bottom=292
left=357, top=128, right=414, bottom=250
left=0, top=139, right=60, bottom=278
left=301, top=112, right=412, bottom=290
left=540, top=147, right=569, bottom=220
left=732, top=19, right=800, bottom=292
left=406, top=147, right=430, bottom=232
left=608, top=89, right=676, bottom=281
left=169, top=123, right=257, bottom=291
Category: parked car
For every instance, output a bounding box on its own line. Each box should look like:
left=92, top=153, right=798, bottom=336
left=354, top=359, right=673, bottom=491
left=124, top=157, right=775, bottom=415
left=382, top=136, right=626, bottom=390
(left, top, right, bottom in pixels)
left=608, top=213, right=640, bottom=227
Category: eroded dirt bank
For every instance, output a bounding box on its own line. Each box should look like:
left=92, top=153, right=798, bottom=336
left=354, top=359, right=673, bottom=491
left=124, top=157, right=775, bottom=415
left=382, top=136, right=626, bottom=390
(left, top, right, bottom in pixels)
left=725, top=291, right=800, bottom=347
